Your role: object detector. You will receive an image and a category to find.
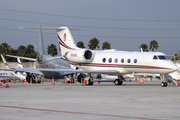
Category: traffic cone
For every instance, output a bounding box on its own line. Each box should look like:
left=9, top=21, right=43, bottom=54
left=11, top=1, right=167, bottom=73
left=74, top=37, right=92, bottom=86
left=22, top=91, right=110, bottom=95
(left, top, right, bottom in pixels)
left=0, top=80, right=2, bottom=86
left=141, top=79, right=144, bottom=84
left=13, top=79, right=16, bottom=84
left=30, top=78, right=32, bottom=84
left=65, top=79, right=67, bottom=84
left=74, top=79, right=76, bottom=84
left=41, top=79, right=43, bottom=84
left=177, top=80, right=180, bottom=85
left=84, top=79, right=86, bottom=85
left=21, top=79, right=24, bottom=84
left=52, top=78, right=55, bottom=85
left=5, top=80, right=9, bottom=88
left=47, top=79, right=49, bottom=82
left=93, top=79, right=94, bottom=84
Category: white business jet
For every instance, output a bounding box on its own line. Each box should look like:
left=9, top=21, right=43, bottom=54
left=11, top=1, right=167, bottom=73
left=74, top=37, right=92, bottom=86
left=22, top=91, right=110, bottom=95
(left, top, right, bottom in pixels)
left=56, top=27, right=178, bottom=87
left=13, top=26, right=178, bottom=87
left=0, top=55, right=26, bottom=82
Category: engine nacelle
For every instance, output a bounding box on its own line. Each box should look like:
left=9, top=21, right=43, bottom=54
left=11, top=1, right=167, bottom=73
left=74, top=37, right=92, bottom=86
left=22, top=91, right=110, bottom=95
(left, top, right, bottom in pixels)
left=64, top=49, right=93, bottom=63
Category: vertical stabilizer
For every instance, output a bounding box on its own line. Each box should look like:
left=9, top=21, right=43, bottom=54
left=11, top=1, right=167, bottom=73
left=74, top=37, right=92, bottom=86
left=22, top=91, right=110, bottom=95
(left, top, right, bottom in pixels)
left=39, top=20, right=45, bottom=55
left=1, top=55, right=10, bottom=69
left=57, top=27, right=79, bottom=56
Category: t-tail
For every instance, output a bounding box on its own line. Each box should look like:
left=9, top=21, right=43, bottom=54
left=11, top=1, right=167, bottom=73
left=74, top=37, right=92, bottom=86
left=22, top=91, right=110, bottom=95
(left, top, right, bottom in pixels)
left=20, top=26, right=79, bottom=56
left=57, top=27, right=79, bottom=56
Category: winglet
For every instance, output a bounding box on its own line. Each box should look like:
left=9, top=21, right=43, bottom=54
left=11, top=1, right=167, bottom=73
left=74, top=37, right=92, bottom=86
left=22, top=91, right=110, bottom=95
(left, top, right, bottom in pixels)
left=17, top=57, right=24, bottom=68
left=1, top=54, right=11, bottom=69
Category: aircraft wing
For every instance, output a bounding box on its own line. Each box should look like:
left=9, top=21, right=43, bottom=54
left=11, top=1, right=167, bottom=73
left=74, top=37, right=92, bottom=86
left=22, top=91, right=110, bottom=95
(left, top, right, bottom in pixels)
left=0, top=77, right=20, bottom=81
left=3, top=54, right=37, bottom=61
left=0, top=68, right=118, bottom=75
left=0, top=68, right=43, bottom=75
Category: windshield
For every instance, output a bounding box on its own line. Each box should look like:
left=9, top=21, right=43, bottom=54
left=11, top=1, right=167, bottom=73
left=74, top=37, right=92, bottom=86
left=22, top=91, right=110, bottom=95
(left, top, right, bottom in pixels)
left=158, top=55, right=168, bottom=60
left=153, top=55, right=169, bottom=60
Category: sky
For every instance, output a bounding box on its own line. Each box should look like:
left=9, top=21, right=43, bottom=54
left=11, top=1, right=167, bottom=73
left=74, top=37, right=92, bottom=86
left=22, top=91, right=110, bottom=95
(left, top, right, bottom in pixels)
left=0, top=0, right=180, bottom=55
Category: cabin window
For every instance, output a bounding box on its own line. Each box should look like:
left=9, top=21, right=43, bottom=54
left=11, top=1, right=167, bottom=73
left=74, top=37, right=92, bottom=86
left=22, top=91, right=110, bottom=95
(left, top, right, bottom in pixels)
left=115, top=58, right=118, bottom=63
left=109, top=58, right=112, bottom=63
left=134, top=59, right=137, bottom=63
left=121, top=58, right=124, bottom=63
left=102, top=58, right=106, bottom=63
left=153, top=55, right=158, bottom=60
left=127, top=59, right=131, bottom=63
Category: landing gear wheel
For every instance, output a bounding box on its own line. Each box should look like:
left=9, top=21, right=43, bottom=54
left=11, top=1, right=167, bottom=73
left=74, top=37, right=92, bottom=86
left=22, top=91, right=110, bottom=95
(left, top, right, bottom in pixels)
left=115, top=79, right=123, bottom=85
left=86, top=80, right=89, bottom=85
left=119, top=81, right=123, bottom=85
left=115, top=79, right=120, bottom=85
left=86, top=79, right=93, bottom=85
left=161, top=82, right=167, bottom=87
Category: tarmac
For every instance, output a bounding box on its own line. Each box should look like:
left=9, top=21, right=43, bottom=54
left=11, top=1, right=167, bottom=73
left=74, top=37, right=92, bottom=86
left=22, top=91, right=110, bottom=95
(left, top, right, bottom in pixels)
left=0, top=81, right=180, bottom=120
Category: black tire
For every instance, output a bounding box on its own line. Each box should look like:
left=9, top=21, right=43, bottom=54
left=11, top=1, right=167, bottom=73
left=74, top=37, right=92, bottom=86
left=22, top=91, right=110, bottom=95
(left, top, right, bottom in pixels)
left=115, top=79, right=119, bottom=85
left=161, top=82, right=167, bottom=87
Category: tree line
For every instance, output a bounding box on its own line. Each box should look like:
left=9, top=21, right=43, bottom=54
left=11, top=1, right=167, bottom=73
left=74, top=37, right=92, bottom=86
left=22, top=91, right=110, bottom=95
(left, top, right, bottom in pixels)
left=0, top=42, right=58, bottom=62
left=77, top=37, right=110, bottom=50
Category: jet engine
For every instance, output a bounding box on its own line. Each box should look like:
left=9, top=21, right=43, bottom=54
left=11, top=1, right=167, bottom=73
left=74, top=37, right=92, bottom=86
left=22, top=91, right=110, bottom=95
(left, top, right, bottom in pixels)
left=64, top=49, right=93, bottom=63
left=36, top=55, right=43, bottom=63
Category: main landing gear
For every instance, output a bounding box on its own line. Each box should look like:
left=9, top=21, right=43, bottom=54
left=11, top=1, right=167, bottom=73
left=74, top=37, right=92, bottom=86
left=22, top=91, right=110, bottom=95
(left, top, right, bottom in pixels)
left=77, top=73, right=93, bottom=85
left=114, top=76, right=124, bottom=85
left=161, top=82, right=167, bottom=87
left=160, top=74, right=168, bottom=87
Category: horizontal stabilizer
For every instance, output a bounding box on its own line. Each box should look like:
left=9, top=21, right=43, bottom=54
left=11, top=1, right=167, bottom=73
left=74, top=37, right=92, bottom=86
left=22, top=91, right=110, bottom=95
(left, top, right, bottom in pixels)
left=19, top=27, right=81, bottom=31
left=44, top=56, right=62, bottom=62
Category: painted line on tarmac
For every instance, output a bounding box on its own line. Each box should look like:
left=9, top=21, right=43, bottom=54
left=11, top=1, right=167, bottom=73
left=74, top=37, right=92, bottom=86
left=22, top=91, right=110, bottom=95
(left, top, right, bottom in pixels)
left=0, top=105, right=160, bottom=120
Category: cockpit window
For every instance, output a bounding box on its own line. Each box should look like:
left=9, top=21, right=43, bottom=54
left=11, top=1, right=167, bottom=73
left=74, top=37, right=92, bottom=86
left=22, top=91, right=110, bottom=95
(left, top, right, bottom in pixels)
left=153, top=55, right=158, bottom=60
left=165, top=56, right=170, bottom=60
left=158, top=55, right=168, bottom=60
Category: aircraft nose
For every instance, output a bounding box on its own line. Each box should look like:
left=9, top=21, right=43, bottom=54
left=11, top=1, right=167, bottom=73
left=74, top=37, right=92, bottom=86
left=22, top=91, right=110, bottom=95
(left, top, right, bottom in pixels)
left=171, top=64, right=178, bottom=72
left=176, top=64, right=180, bottom=73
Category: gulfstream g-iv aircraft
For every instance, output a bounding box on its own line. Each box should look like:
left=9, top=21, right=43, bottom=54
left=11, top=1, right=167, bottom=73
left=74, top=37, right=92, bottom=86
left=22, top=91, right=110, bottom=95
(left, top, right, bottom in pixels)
left=56, top=27, right=178, bottom=87
left=16, top=26, right=178, bottom=87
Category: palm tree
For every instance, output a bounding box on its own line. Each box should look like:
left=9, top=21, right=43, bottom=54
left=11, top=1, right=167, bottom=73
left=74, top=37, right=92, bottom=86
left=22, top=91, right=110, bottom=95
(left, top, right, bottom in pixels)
left=47, top=44, right=58, bottom=56
left=26, top=44, right=35, bottom=54
left=18, top=45, right=26, bottom=55
left=139, top=44, right=148, bottom=52
left=150, top=40, right=159, bottom=51
left=77, top=41, right=85, bottom=48
left=102, top=42, right=111, bottom=50
left=0, top=42, right=11, bottom=54
left=88, top=38, right=100, bottom=50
